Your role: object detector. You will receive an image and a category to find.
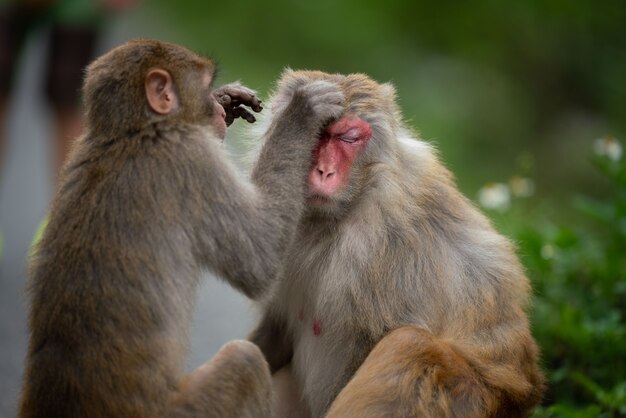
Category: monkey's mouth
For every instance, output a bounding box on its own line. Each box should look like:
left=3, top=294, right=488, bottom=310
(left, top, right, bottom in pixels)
left=307, top=193, right=336, bottom=208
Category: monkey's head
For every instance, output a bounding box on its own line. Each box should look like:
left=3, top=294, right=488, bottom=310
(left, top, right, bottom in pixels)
left=83, top=39, right=227, bottom=139
left=276, top=70, right=404, bottom=217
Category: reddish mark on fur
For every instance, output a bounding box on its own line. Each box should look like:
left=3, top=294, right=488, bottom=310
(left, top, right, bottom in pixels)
left=313, top=320, right=322, bottom=336
left=308, top=116, right=372, bottom=198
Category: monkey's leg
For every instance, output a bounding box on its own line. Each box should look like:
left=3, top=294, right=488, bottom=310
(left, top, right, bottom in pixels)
left=169, top=340, right=272, bottom=418
left=273, top=365, right=311, bottom=418
left=325, top=326, right=497, bottom=418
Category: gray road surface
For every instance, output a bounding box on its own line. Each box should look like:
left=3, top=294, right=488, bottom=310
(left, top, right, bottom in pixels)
left=0, top=29, right=256, bottom=418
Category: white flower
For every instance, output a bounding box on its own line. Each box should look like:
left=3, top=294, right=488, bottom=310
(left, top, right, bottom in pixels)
left=478, top=183, right=511, bottom=211
left=541, top=244, right=555, bottom=260
left=509, top=176, right=535, bottom=198
left=594, top=136, right=622, bottom=162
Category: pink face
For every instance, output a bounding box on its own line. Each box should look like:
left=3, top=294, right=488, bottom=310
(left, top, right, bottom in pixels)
left=307, top=116, right=372, bottom=207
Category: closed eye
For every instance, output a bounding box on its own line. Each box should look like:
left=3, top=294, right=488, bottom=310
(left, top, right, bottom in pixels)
left=339, top=128, right=359, bottom=143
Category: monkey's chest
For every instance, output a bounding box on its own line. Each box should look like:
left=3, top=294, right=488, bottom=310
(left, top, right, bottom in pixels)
left=281, top=251, right=357, bottom=342
left=280, top=253, right=367, bottom=415
left=290, top=299, right=356, bottom=417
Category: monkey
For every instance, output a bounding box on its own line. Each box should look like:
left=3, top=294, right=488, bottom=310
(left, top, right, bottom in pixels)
left=18, top=40, right=345, bottom=418
left=249, top=70, right=545, bottom=418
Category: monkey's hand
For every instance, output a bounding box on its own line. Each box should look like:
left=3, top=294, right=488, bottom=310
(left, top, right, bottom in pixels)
left=283, top=80, right=345, bottom=129
left=214, top=83, right=263, bottom=126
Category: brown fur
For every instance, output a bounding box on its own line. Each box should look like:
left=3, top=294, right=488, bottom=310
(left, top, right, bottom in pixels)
left=18, top=41, right=344, bottom=417
left=251, top=70, right=544, bottom=417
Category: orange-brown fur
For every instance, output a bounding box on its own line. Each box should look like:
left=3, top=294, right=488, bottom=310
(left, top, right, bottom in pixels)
left=326, top=326, right=540, bottom=417
left=251, top=70, right=544, bottom=417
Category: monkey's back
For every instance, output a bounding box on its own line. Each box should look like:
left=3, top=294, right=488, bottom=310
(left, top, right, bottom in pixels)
left=19, top=124, right=215, bottom=418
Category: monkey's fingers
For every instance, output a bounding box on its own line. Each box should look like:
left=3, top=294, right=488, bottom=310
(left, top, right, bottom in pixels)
left=216, top=93, right=232, bottom=108
left=232, top=106, right=257, bottom=124
left=216, top=84, right=263, bottom=113
left=230, top=95, right=263, bottom=113
left=224, top=112, right=236, bottom=126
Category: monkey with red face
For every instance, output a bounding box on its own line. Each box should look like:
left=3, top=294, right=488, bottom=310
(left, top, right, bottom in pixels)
left=251, top=70, right=544, bottom=418
left=19, top=42, right=345, bottom=418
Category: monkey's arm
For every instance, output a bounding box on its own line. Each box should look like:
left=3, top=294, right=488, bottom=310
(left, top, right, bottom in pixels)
left=196, top=81, right=344, bottom=299
left=248, top=310, right=293, bottom=372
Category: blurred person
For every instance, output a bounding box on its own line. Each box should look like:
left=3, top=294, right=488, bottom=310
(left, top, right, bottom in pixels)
left=0, top=0, right=139, bottom=252
left=0, top=0, right=140, bottom=183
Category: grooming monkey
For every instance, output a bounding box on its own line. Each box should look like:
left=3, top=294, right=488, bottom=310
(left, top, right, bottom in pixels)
left=251, top=70, right=544, bottom=418
left=19, top=41, right=344, bottom=417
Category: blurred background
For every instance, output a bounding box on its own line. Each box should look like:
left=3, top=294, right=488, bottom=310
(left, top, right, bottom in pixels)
left=0, top=0, right=624, bottom=416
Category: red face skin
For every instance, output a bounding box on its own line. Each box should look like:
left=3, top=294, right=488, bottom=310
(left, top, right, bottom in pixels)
left=307, top=116, right=372, bottom=207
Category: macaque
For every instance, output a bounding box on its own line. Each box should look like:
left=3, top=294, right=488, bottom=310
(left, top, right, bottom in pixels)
left=18, top=40, right=344, bottom=418
left=250, top=70, right=544, bottom=417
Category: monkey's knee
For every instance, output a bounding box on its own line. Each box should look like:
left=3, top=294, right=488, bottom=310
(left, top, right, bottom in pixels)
left=361, top=325, right=440, bottom=372
left=209, top=340, right=273, bottom=396
left=171, top=340, right=272, bottom=418
left=327, top=326, right=496, bottom=418
left=373, top=325, right=428, bottom=352
left=213, top=340, right=269, bottom=371
left=272, top=365, right=310, bottom=418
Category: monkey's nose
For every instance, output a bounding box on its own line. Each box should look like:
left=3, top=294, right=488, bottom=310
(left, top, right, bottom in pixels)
left=317, top=168, right=335, bottom=181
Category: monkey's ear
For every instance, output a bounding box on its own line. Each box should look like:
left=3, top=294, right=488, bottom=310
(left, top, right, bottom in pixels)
left=145, top=68, right=178, bottom=115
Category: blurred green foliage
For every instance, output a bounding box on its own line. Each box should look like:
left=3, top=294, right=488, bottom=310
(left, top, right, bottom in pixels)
left=142, top=1, right=626, bottom=415
left=148, top=0, right=626, bottom=198
left=488, top=145, right=626, bottom=417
